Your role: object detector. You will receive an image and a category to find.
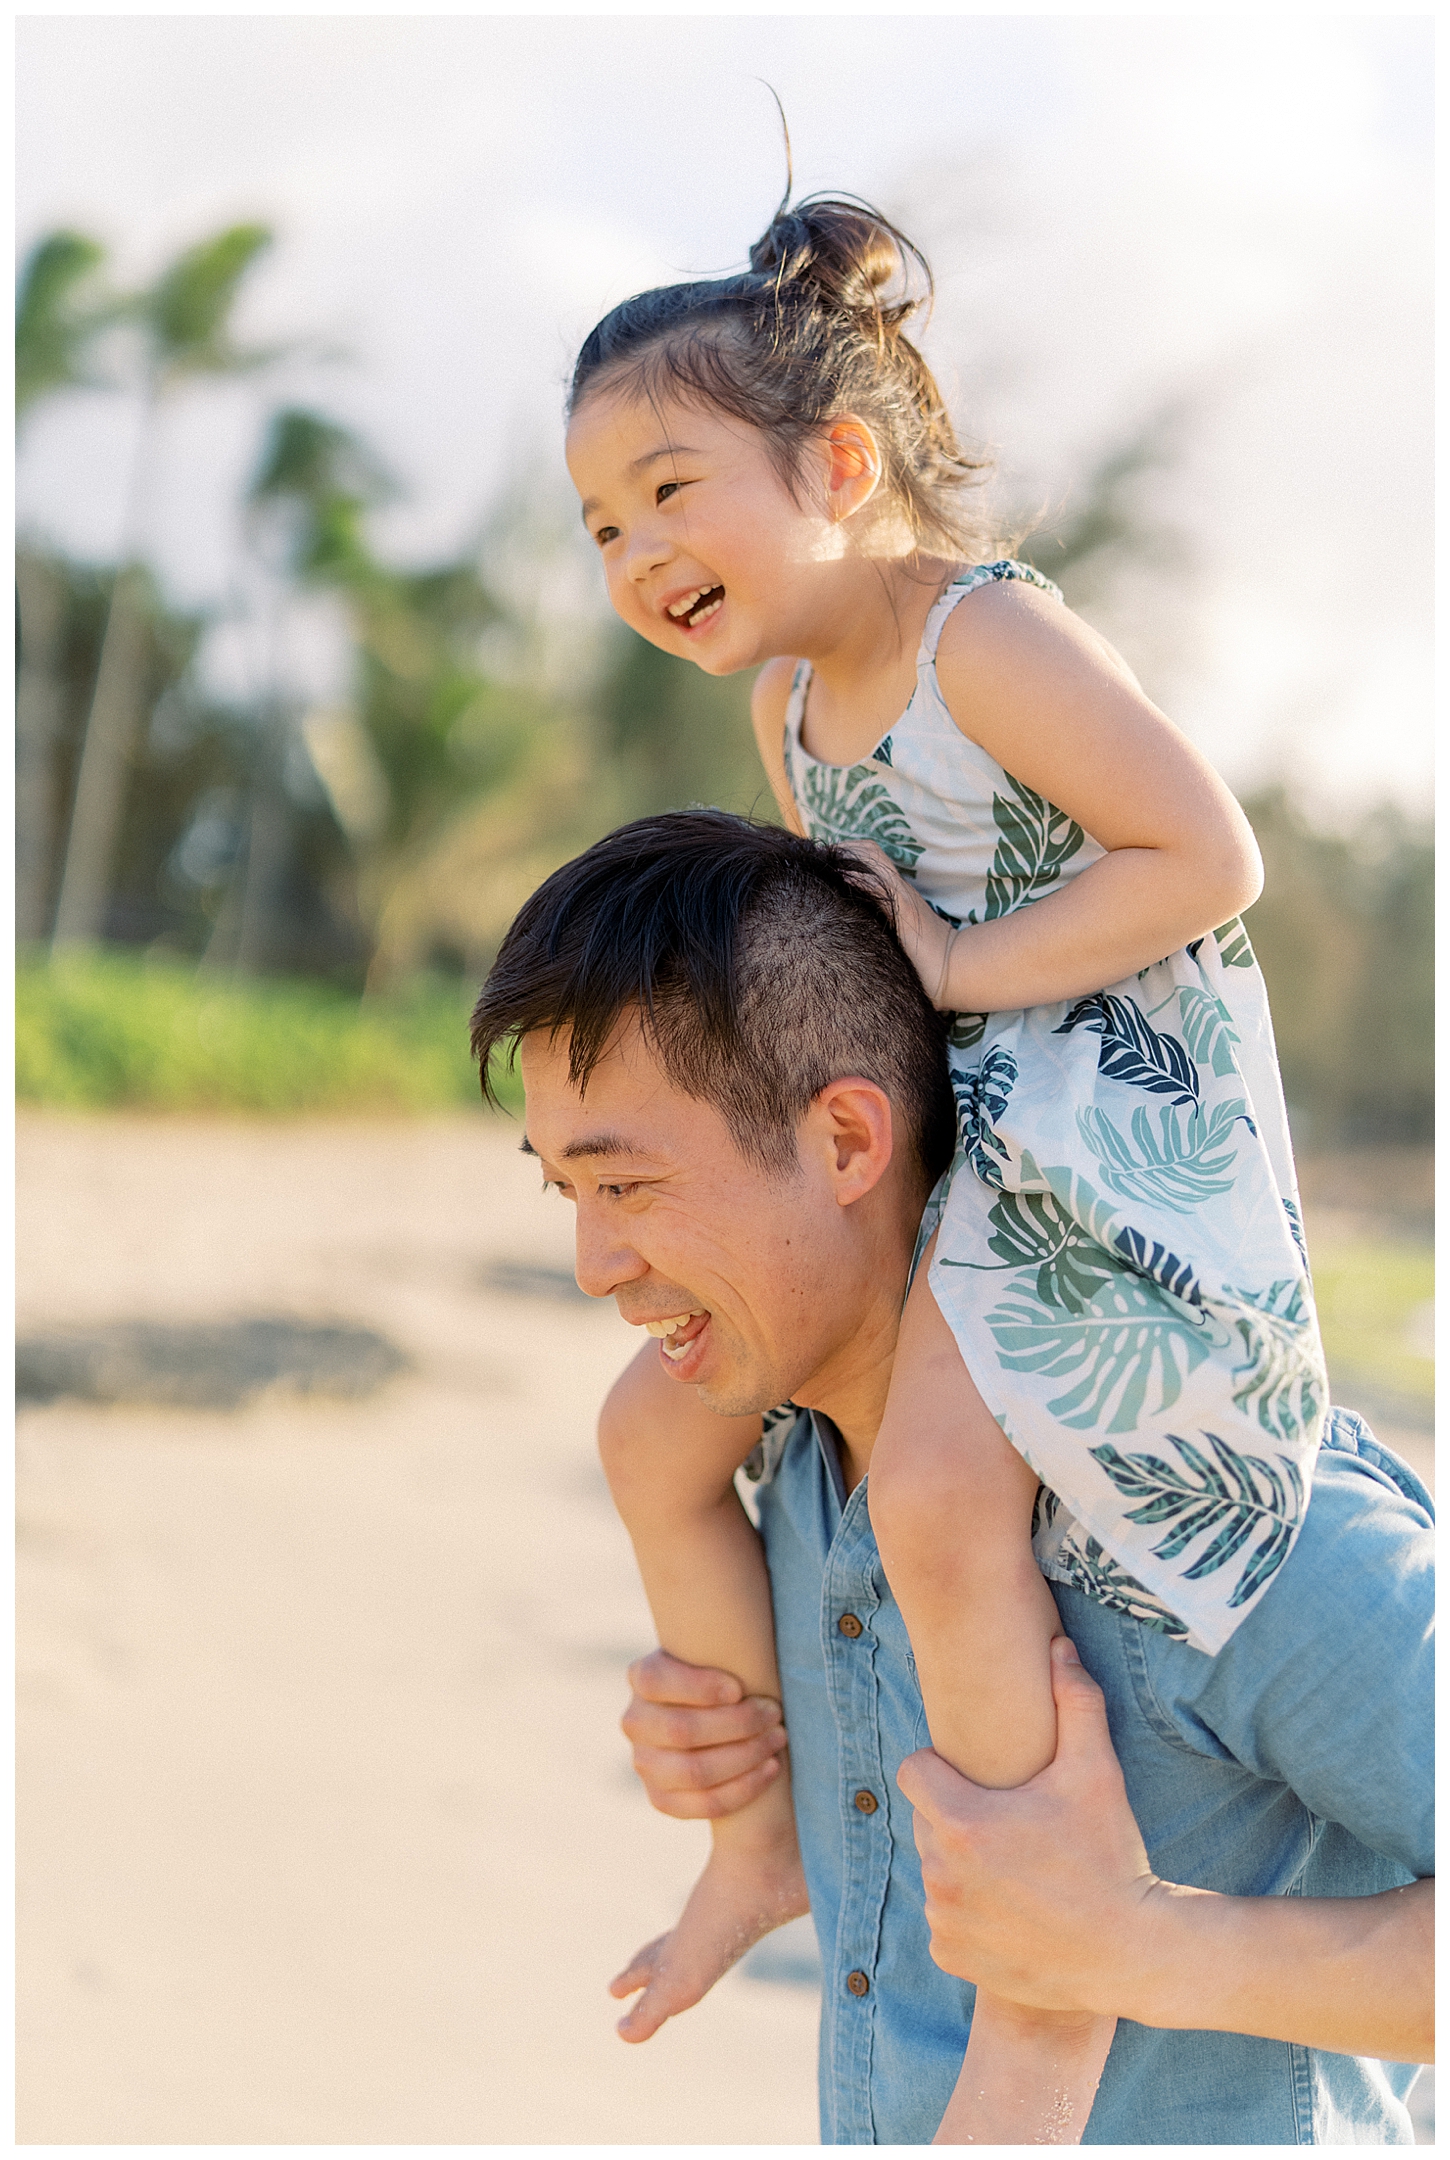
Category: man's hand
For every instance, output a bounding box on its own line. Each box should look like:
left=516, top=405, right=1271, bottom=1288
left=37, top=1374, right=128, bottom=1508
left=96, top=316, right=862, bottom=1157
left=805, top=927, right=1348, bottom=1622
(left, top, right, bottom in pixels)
left=899, top=1636, right=1435, bottom=2062
left=899, top=1635, right=1159, bottom=2017
left=622, top=1648, right=789, bottom=1820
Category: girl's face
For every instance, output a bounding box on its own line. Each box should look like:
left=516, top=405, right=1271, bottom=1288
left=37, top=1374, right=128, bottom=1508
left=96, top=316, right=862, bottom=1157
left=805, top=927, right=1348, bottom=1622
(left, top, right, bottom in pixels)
left=566, top=382, right=851, bottom=675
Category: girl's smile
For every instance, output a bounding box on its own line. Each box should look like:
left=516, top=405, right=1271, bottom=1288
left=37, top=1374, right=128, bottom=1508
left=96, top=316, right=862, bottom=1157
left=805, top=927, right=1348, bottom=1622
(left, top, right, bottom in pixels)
left=566, top=385, right=853, bottom=676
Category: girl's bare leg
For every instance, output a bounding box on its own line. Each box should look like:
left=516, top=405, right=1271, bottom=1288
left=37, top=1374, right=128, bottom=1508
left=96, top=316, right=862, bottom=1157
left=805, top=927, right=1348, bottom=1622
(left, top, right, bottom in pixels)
left=599, top=1343, right=809, bottom=2041
left=869, top=1239, right=1116, bottom=2143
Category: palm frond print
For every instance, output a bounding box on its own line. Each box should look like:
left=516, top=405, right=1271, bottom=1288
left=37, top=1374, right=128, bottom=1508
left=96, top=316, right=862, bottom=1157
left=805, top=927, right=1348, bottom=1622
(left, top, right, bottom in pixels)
left=1054, top=992, right=1199, bottom=1106
left=1229, top=1277, right=1326, bottom=1443
left=798, top=762, right=925, bottom=877
left=984, top=775, right=1085, bottom=920
left=1090, top=1429, right=1304, bottom=1608
left=1077, top=1098, right=1248, bottom=1215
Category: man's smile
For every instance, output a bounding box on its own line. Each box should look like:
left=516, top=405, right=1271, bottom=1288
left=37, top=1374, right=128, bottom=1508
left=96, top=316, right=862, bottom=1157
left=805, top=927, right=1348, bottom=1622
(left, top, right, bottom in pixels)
left=634, top=1306, right=713, bottom=1373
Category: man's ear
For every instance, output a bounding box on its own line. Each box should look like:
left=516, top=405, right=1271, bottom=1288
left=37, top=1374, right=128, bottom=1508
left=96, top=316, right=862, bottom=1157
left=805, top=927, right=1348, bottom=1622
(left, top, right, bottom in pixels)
left=821, top=416, right=884, bottom=525
left=805, top=1077, right=895, bottom=1206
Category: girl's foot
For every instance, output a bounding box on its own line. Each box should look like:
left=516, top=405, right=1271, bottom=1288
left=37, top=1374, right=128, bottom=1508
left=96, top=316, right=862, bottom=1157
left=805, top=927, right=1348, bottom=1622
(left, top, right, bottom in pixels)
left=934, top=1996, right=1116, bottom=2145
left=609, top=1830, right=810, bottom=2041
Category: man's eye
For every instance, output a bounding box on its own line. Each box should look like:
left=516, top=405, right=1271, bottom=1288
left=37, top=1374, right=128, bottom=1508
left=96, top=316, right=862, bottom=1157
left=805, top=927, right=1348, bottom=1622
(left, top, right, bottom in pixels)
left=602, top=1181, right=641, bottom=1200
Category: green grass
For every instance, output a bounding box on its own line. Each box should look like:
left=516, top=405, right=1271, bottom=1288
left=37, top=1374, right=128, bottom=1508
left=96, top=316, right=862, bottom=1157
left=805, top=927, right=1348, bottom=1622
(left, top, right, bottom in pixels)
left=1308, top=1231, right=1434, bottom=1429
left=16, top=949, right=525, bottom=1115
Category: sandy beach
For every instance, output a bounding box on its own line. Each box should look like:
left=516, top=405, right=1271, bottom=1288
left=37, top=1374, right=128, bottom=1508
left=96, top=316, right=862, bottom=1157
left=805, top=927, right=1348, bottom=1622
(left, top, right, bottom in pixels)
left=17, top=1109, right=821, bottom=2145
left=17, top=1109, right=1432, bottom=2144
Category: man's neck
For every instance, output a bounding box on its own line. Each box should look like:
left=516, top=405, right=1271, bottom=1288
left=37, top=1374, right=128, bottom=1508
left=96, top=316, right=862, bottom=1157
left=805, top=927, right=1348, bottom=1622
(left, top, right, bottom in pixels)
left=787, top=1224, right=919, bottom=1494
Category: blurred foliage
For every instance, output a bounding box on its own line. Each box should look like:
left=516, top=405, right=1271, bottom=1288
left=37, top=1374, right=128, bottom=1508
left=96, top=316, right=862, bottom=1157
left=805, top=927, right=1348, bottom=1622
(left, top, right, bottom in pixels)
left=595, top=632, right=773, bottom=824
left=15, top=231, right=111, bottom=421
left=15, top=949, right=517, bottom=1115
left=139, top=224, right=275, bottom=385
left=16, top=547, right=366, bottom=974
left=1241, top=787, right=1433, bottom=1145
left=15, top=221, right=1432, bottom=1146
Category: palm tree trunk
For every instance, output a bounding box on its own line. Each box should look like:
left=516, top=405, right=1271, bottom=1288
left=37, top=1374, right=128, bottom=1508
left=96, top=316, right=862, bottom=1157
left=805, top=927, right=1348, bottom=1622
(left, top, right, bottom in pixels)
left=49, top=561, right=151, bottom=949
left=15, top=554, right=68, bottom=943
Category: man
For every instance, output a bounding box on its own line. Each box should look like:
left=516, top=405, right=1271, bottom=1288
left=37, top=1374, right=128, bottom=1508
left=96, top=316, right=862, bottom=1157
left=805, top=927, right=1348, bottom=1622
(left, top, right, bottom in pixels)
left=471, top=810, right=1432, bottom=2144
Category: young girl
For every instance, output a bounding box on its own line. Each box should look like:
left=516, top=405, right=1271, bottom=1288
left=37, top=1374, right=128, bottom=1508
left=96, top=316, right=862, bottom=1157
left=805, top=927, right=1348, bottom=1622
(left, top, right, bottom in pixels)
left=565, top=194, right=1327, bottom=2144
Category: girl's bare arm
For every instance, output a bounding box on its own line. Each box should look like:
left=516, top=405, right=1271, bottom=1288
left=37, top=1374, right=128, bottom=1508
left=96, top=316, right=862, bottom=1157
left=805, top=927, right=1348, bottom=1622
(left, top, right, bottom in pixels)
left=750, top=658, right=809, bottom=836
left=920, top=579, right=1262, bottom=1013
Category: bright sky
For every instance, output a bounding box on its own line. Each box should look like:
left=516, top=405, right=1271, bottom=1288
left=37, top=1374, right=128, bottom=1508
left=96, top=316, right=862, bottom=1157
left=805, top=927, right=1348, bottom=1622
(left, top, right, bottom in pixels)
left=16, top=12, right=1433, bottom=819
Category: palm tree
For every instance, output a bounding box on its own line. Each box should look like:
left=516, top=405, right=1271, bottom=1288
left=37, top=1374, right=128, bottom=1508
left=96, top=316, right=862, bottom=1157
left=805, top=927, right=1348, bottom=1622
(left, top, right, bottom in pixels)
left=50, top=223, right=274, bottom=951
left=15, top=230, right=110, bottom=425
left=16, top=232, right=112, bottom=940
left=242, top=407, right=537, bottom=984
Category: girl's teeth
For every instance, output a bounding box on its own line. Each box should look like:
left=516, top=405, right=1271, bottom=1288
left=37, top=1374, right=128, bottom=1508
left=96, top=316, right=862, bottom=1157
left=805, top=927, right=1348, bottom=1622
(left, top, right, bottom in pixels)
left=689, top=596, right=722, bottom=625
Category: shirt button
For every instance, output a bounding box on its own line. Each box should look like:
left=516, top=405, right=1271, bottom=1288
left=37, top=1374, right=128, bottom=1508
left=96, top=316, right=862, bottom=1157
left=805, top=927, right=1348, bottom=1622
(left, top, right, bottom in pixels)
left=837, top=1613, right=864, bottom=1638
left=853, top=1789, right=879, bottom=1815
left=845, top=1968, right=871, bottom=1997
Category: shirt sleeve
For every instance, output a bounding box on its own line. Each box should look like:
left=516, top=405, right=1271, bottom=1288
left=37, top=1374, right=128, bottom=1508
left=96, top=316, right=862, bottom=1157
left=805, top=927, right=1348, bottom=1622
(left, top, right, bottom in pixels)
left=1139, top=1413, right=1434, bottom=1879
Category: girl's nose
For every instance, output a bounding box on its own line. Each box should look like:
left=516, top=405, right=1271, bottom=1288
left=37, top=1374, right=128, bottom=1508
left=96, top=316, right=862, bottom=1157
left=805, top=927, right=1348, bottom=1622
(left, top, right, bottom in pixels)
left=625, top=519, right=672, bottom=584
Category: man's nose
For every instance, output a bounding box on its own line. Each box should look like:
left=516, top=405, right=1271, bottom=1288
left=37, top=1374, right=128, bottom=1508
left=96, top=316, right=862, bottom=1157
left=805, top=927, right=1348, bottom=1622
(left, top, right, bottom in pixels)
left=574, top=1207, right=648, bottom=1303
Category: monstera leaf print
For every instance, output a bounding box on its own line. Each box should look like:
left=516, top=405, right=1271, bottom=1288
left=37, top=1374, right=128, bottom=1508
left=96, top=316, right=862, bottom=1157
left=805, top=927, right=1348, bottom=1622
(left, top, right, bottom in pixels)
left=969, top=1190, right=1118, bottom=1311
left=1055, top=993, right=1199, bottom=1106
left=1176, top=986, right=1241, bottom=1078
left=1077, top=1099, right=1246, bottom=1214
left=983, top=775, right=1085, bottom=919
left=949, top=1045, right=1017, bottom=1184
left=799, top=762, right=925, bottom=876
left=1012, top=1150, right=1126, bottom=1251
left=1212, top=917, right=1256, bottom=968
left=986, top=1264, right=1218, bottom=1433
left=948, top=1011, right=989, bottom=1052
left=1090, top=1429, right=1303, bottom=1608
left=1229, top=1277, right=1326, bottom=1443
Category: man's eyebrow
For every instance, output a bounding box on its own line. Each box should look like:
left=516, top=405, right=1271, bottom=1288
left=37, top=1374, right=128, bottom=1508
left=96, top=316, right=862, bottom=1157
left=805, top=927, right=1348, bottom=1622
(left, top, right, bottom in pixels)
left=560, top=1132, right=647, bottom=1162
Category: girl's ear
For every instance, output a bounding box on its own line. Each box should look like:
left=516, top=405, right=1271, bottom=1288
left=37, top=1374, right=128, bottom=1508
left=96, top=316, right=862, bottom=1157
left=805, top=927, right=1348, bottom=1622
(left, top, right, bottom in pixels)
left=823, top=416, right=884, bottom=524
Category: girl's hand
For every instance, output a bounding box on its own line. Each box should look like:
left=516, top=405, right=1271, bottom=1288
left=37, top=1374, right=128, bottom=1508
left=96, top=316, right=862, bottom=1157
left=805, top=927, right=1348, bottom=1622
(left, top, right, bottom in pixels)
left=839, top=838, right=959, bottom=1009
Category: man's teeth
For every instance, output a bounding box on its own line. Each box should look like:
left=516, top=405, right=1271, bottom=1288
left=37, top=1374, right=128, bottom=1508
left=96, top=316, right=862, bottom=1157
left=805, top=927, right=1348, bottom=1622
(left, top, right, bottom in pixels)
left=643, top=1310, right=705, bottom=1360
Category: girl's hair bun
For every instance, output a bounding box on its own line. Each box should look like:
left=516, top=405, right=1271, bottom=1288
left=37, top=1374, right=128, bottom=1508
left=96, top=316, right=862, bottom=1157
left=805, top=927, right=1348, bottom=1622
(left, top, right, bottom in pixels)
left=747, top=195, right=929, bottom=328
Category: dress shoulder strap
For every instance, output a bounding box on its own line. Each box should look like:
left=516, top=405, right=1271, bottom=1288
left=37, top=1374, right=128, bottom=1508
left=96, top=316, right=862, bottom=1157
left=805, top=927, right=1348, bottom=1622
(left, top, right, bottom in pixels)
left=918, top=559, right=1064, bottom=666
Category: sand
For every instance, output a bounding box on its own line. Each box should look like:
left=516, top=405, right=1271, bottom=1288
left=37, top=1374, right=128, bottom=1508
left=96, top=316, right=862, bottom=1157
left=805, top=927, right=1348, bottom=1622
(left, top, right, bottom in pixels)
left=16, top=1109, right=1433, bottom=2144
left=16, top=1109, right=821, bottom=2145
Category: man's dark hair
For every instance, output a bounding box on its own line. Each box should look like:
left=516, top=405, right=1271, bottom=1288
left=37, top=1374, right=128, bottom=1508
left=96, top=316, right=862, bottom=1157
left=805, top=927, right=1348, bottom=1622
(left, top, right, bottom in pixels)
left=470, top=810, right=957, bottom=1183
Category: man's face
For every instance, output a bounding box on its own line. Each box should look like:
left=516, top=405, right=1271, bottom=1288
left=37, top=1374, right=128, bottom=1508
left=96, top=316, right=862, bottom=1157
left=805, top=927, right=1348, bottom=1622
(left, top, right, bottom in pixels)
left=520, top=1018, right=888, bottom=1417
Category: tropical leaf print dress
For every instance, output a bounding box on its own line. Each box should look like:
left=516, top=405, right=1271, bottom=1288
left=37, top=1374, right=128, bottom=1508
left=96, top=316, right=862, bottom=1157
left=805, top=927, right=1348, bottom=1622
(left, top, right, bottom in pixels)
left=783, top=562, right=1327, bottom=1654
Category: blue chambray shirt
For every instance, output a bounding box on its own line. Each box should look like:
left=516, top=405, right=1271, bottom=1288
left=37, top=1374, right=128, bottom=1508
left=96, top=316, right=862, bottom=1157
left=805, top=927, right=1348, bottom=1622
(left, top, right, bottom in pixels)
left=753, top=1407, right=1433, bottom=2145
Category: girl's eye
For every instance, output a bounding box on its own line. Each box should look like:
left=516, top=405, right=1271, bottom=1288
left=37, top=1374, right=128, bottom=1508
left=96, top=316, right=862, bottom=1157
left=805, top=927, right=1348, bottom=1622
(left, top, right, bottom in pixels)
left=656, top=482, right=681, bottom=505
left=594, top=524, right=619, bottom=547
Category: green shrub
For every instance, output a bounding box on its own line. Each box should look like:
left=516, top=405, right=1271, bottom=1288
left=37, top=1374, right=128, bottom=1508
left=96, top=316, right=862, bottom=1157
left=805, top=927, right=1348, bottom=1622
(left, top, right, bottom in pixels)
left=15, top=951, right=522, bottom=1115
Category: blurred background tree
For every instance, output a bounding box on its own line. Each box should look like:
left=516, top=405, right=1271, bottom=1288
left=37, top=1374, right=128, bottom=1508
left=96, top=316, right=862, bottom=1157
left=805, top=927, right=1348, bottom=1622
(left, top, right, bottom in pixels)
left=14, top=218, right=1433, bottom=1157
